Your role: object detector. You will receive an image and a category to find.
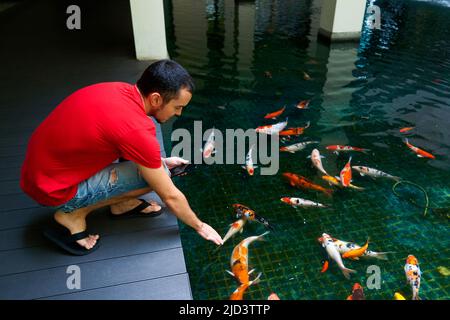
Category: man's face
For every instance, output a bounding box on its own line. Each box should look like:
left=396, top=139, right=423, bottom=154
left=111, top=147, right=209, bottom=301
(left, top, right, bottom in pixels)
left=153, top=88, right=192, bottom=123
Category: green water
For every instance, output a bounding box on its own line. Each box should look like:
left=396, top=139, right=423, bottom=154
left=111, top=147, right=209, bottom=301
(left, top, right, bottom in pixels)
left=164, top=0, right=450, bottom=300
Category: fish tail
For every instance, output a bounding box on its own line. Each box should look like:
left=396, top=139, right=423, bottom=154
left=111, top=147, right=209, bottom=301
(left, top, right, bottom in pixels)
left=362, top=149, right=371, bottom=154
left=412, top=288, right=420, bottom=300
left=392, top=176, right=402, bottom=182
left=305, top=121, right=311, bottom=129
left=258, top=231, right=270, bottom=240
left=341, top=267, right=357, bottom=280
left=371, top=252, right=393, bottom=261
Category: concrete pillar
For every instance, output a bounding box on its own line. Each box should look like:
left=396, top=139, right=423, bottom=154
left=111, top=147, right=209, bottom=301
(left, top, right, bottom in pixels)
left=129, top=0, right=169, bottom=60
left=318, top=0, right=367, bottom=41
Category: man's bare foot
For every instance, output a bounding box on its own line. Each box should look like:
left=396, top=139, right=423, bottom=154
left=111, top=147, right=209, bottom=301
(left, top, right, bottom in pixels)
left=110, top=199, right=162, bottom=216
left=54, top=211, right=99, bottom=250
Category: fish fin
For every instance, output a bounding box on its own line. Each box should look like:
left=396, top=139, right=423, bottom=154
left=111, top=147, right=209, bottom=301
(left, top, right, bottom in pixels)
left=417, top=155, right=423, bottom=158
left=347, top=295, right=353, bottom=300
left=371, top=252, right=394, bottom=261
left=239, top=228, right=244, bottom=234
left=352, top=257, right=360, bottom=261
left=404, top=138, right=409, bottom=144
left=242, top=166, right=246, bottom=170
left=289, top=151, right=295, bottom=154
left=248, top=269, right=255, bottom=275
left=226, top=270, right=234, bottom=277
left=306, top=155, right=311, bottom=159
left=341, top=267, right=357, bottom=280
left=250, top=272, right=262, bottom=286
left=359, top=172, right=365, bottom=176
left=321, top=156, right=326, bottom=158
left=334, top=151, right=339, bottom=155
left=305, top=121, right=311, bottom=129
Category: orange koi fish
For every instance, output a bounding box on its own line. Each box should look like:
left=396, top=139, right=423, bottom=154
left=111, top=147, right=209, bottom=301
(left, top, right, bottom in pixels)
left=296, top=100, right=310, bottom=109
left=326, top=145, right=370, bottom=155
left=342, top=238, right=369, bottom=259
left=404, top=139, right=435, bottom=159
left=400, top=127, right=415, bottom=133
left=282, top=172, right=333, bottom=197
left=264, top=106, right=286, bottom=119
left=347, top=283, right=365, bottom=300
left=232, top=204, right=273, bottom=230
left=321, top=260, right=329, bottom=273
left=226, top=232, right=269, bottom=285
left=405, top=255, right=421, bottom=300
left=222, top=219, right=246, bottom=245
left=279, top=121, right=310, bottom=136
left=230, top=274, right=261, bottom=300
left=339, top=157, right=353, bottom=187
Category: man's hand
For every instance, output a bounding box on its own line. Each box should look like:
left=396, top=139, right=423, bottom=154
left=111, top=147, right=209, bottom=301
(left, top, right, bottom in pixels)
left=196, top=222, right=224, bottom=246
left=163, top=157, right=189, bottom=169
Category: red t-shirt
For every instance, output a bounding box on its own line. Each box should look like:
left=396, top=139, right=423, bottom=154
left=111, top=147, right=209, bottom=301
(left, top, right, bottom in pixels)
left=20, top=82, right=161, bottom=206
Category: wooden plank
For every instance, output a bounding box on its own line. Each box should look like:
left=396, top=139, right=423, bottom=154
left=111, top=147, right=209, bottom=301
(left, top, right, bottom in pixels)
left=0, top=225, right=182, bottom=276
left=0, top=248, right=187, bottom=300
left=40, top=273, right=192, bottom=300
left=0, top=192, right=39, bottom=212
left=0, top=180, right=22, bottom=196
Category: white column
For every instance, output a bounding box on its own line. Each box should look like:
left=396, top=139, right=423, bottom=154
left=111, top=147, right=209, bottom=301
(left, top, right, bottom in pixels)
left=319, top=0, right=367, bottom=41
left=130, top=0, right=169, bottom=60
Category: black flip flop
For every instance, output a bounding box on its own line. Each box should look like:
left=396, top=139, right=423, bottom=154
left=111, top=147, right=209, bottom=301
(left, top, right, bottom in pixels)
left=43, top=224, right=100, bottom=256
left=108, top=199, right=163, bottom=219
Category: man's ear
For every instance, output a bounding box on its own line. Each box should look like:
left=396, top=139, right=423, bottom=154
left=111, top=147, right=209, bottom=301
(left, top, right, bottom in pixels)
left=149, top=93, right=163, bottom=108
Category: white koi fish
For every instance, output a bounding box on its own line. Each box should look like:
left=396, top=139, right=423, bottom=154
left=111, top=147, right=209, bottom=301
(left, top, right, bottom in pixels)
left=308, top=149, right=329, bottom=175
left=222, top=219, right=246, bottom=245
left=242, top=144, right=257, bottom=176
left=255, top=118, right=288, bottom=135
left=352, top=166, right=400, bottom=181
left=202, top=129, right=216, bottom=159
left=319, top=233, right=356, bottom=279
left=281, top=197, right=327, bottom=208
left=279, top=141, right=319, bottom=153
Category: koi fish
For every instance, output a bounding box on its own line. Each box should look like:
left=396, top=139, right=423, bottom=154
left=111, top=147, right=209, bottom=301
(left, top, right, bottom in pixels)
left=347, top=283, right=365, bottom=300
left=307, top=148, right=329, bottom=175
left=339, top=157, right=352, bottom=187
left=404, top=138, right=435, bottom=159
left=202, top=129, right=216, bottom=159
left=296, top=100, right=310, bottom=109
left=280, top=141, right=318, bottom=153
left=230, top=274, right=261, bottom=300
left=394, top=292, right=406, bottom=300
left=233, top=204, right=273, bottom=230
left=226, top=231, right=269, bottom=285
left=342, top=238, right=369, bottom=259
left=281, top=197, right=327, bottom=209
left=267, top=293, right=281, bottom=300
left=352, top=166, right=400, bottom=181
left=242, top=144, right=257, bottom=176
left=264, top=106, right=286, bottom=119
left=326, top=145, right=370, bottom=155
left=303, top=71, right=311, bottom=80
left=283, top=173, right=333, bottom=197
left=222, top=219, right=246, bottom=245
left=321, top=175, right=365, bottom=191
left=317, top=236, right=391, bottom=261
left=255, top=118, right=288, bottom=135
left=400, top=127, right=415, bottom=133
left=405, top=255, right=421, bottom=300
left=279, top=121, right=310, bottom=136
left=319, top=233, right=356, bottom=279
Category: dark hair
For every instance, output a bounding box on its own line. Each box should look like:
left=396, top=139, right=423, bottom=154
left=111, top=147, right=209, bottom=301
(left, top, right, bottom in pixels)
left=137, top=59, right=194, bottom=103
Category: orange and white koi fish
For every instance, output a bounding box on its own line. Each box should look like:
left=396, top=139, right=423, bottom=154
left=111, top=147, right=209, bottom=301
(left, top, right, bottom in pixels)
left=222, top=219, right=246, bottom=245
left=242, top=144, right=257, bottom=176
left=264, top=106, right=286, bottom=119
left=202, top=129, right=216, bottom=159
left=307, top=148, right=329, bottom=175
left=399, top=127, right=415, bottom=133
left=226, top=231, right=269, bottom=285
left=319, top=233, right=356, bottom=279
left=283, top=173, right=333, bottom=197
left=339, top=157, right=352, bottom=187
left=296, top=100, right=310, bottom=109
left=342, top=238, right=369, bottom=259
left=404, top=138, right=435, bottom=159
left=317, top=236, right=391, bottom=261
left=347, top=283, right=365, bottom=300
left=230, top=274, right=261, bottom=300
left=279, top=121, right=310, bottom=136
left=405, top=255, right=421, bottom=300
left=280, top=141, right=318, bottom=153
left=267, top=293, right=281, bottom=300
left=326, top=145, right=370, bottom=155
left=256, top=118, right=288, bottom=135
left=281, top=197, right=327, bottom=208
left=233, top=204, right=273, bottom=230
left=321, top=175, right=364, bottom=191
left=352, top=166, right=400, bottom=181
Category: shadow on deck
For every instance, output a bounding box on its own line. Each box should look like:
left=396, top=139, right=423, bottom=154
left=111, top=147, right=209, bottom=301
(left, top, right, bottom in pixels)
left=0, top=0, right=192, bottom=300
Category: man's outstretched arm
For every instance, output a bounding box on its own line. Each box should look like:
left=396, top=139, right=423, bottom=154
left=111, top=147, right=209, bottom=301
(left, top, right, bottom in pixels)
left=136, top=163, right=223, bottom=245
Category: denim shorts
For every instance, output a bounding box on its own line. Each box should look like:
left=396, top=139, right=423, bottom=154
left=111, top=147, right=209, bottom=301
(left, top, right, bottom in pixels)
left=51, top=160, right=168, bottom=213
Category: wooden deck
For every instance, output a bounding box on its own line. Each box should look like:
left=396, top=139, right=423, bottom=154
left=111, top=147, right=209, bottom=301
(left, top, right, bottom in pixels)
left=0, top=0, right=192, bottom=300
